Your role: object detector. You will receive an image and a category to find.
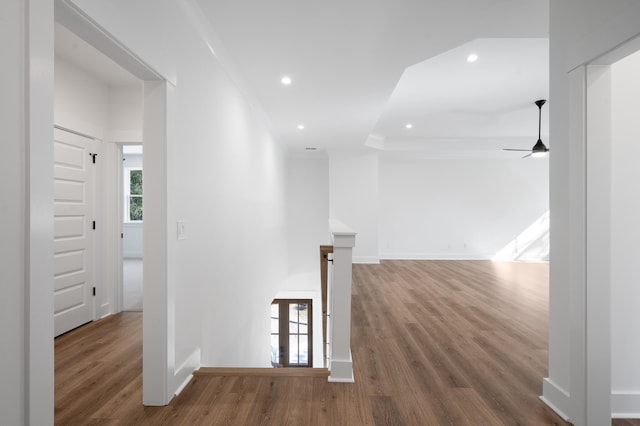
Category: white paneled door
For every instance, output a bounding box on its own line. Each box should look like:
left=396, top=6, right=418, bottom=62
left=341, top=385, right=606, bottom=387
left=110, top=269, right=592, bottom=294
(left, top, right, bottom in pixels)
left=54, top=128, right=97, bottom=337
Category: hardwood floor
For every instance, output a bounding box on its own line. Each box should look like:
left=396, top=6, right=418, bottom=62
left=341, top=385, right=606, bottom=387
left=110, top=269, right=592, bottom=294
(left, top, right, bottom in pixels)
left=54, top=260, right=638, bottom=425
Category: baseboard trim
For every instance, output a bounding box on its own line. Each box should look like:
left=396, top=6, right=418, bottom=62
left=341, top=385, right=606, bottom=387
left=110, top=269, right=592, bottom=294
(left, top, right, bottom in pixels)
left=98, top=302, right=111, bottom=319
left=612, top=392, right=640, bottom=418
left=329, top=354, right=354, bottom=383
left=380, top=253, right=493, bottom=260
left=541, top=378, right=571, bottom=421
left=195, top=367, right=330, bottom=377
left=172, top=347, right=200, bottom=397
left=174, top=374, right=193, bottom=397
left=327, top=374, right=355, bottom=383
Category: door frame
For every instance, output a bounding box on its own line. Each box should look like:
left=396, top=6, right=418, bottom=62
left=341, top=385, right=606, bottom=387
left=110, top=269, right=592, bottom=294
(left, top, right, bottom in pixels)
left=55, top=0, right=171, bottom=406
left=565, top=33, right=640, bottom=426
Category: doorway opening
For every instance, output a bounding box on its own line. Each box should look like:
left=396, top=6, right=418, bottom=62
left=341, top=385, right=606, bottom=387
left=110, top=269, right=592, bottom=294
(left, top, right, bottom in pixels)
left=55, top=0, right=169, bottom=406
left=122, top=145, right=143, bottom=312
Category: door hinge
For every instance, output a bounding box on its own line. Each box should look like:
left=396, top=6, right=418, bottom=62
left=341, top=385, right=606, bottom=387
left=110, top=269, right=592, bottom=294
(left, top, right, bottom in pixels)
left=92, top=221, right=96, bottom=230
left=89, top=153, right=97, bottom=164
left=121, top=232, right=124, bottom=239
left=93, top=287, right=96, bottom=296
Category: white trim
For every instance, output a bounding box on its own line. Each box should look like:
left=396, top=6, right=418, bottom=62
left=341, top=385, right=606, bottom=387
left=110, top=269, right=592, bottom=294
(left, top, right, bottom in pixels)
left=328, top=354, right=355, bottom=383
left=172, top=347, right=200, bottom=395
left=612, top=393, right=640, bottom=418
left=541, top=378, right=571, bottom=422
left=329, top=219, right=356, bottom=247
left=113, top=144, right=125, bottom=313
left=142, top=79, right=170, bottom=406
left=380, top=253, right=494, bottom=260
left=98, top=303, right=110, bottom=319
left=565, top=64, right=588, bottom=426
left=328, top=222, right=356, bottom=383
left=585, top=64, right=613, bottom=424
left=53, top=124, right=99, bottom=141
left=173, top=375, right=194, bottom=398
left=28, top=1, right=55, bottom=423
left=55, top=0, right=164, bottom=83
left=566, top=2, right=640, bottom=72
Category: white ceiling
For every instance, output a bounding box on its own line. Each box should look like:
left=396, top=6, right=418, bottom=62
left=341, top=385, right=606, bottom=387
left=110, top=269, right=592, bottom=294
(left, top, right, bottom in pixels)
left=374, top=37, right=549, bottom=158
left=195, top=0, right=550, bottom=156
left=55, top=1, right=550, bottom=158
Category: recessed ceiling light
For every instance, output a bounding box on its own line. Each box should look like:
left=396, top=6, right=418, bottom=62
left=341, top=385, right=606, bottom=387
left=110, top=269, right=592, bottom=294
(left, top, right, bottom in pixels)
left=405, top=123, right=413, bottom=129
left=467, top=53, right=478, bottom=63
left=281, top=76, right=292, bottom=85
left=297, top=124, right=305, bottom=130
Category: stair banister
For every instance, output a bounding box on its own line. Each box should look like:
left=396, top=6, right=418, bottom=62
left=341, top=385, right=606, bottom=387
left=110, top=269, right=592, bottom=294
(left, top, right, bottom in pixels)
left=327, top=220, right=356, bottom=382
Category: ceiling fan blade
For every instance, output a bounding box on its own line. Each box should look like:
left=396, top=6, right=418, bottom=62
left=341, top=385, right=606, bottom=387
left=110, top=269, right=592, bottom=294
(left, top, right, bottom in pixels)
left=501, top=99, right=549, bottom=158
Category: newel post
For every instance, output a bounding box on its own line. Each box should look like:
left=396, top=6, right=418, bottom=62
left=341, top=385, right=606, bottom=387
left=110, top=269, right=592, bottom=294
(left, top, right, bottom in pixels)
left=328, top=220, right=356, bottom=382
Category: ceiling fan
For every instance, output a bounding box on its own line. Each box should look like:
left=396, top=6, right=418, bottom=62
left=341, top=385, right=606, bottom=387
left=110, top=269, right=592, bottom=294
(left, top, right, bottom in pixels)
left=503, top=99, right=549, bottom=158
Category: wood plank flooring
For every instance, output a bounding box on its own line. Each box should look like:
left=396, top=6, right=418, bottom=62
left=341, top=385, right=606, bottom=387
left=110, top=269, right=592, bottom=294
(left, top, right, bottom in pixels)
left=54, top=260, right=637, bottom=425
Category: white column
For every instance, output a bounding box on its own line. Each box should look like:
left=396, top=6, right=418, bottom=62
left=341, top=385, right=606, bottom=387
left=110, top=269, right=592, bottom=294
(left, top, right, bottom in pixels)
left=584, top=64, right=612, bottom=425
left=27, top=0, right=55, bottom=424
left=328, top=220, right=356, bottom=382
left=143, top=80, right=170, bottom=405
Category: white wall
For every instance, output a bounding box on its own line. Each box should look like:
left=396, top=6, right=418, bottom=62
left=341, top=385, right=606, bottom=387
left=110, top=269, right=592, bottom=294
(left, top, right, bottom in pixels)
left=54, top=55, right=110, bottom=139
left=329, top=151, right=379, bottom=263
left=327, top=151, right=549, bottom=262
left=169, top=35, right=288, bottom=367
left=285, top=153, right=330, bottom=368
left=379, top=156, right=548, bottom=259
left=287, top=152, right=331, bottom=277
left=611, top=50, right=640, bottom=404
left=108, top=85, right=143, bottom=142
left=71, top=0, right=290, bottom=377
left=123, top=223, right=143, bottom=258
left=546, top=2, right=574, bottom=412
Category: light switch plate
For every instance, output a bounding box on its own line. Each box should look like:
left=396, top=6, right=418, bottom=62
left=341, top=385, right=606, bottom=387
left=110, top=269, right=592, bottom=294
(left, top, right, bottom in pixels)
left=177, top=221, right=186, bottom=240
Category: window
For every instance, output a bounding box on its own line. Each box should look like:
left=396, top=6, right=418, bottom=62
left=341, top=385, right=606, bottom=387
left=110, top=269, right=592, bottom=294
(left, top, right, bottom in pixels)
left=124, top=168, right=143, bottom=222
left=271, top=299, right=312, bottom=367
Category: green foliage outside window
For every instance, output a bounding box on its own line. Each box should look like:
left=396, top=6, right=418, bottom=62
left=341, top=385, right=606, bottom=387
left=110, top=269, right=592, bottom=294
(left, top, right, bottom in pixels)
left=130, top=170, right=143, bottom=195
left=130, top=196, right=143, bottom=221
left=129, top=170, right=143, bottom=221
